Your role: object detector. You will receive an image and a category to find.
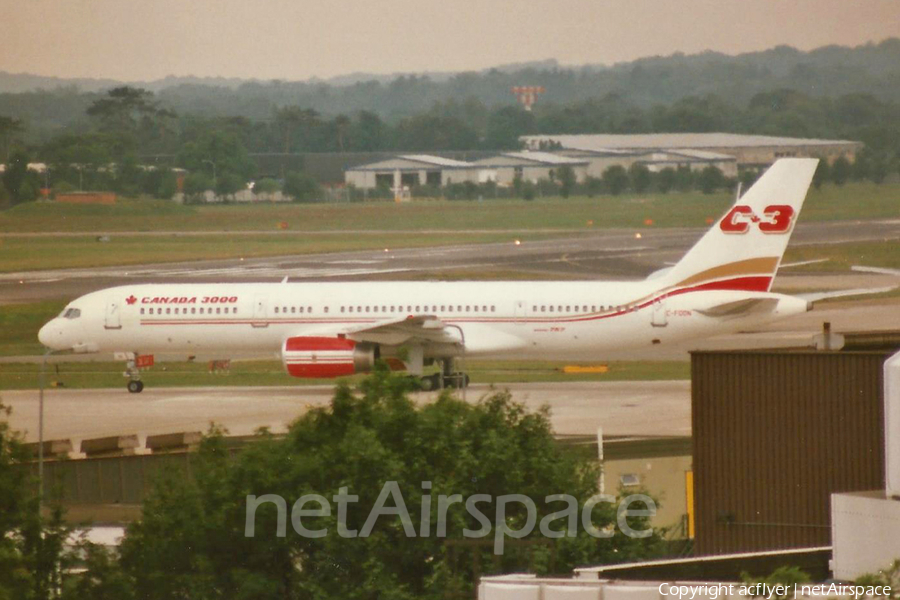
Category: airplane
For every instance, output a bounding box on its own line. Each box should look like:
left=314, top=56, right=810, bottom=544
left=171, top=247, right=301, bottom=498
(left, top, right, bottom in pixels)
left=40, top=158, right=829, bottom=393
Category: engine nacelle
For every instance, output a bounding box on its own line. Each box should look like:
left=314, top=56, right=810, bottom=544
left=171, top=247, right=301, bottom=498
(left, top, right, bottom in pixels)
left=282, top=336, right=376, bottom=378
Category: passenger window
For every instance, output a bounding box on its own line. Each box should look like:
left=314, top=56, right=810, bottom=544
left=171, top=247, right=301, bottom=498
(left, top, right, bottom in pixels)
left=448, top=306, right=453, bottom=312
left=324, top=306, right=329, bottom=313
left=166, top=308, right=171, bottom=315
left=149, top=308, right=154, bottom=315
left=349, top=306, right=354, bottom=313
left=541, top=306, right=546, bottom=312
left=566, top=305, right=570, bottom=312
left=591, top=305, right=596, bottom=312
left=274, top=307, right=279, bottom=314
left=382, top=306, right=387, bottom=312
left=216, top=307, right=221, bottom=314
left=415, top=306, right=420, bottom=312
left=308, top=307, right=312, bottom=313
left=549, top=306, right=554, bottom=312
left=474, top=306, right=479, bottom=312
left=140, top=308, right=145, bottom=315
left=341, top=306, right=345, bottom=313
left=491, top=306, right=496, bottom=312
left=482, top=306, right=487, bottom=312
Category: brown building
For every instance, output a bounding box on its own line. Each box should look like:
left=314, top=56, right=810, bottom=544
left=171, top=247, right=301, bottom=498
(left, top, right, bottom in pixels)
left=691, top=349, right=888, bottom=556
left=55, top=191, right=117, bottom=205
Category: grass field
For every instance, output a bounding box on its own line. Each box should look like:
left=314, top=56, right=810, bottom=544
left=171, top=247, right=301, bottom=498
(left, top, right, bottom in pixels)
left=0, top=300, right=65, bottom=356
left=0, top=359, right=690, bottom=390
left=1, top=182, right=896, bottom=234
left=782, top=239, right=900, bottom=272
left=2, top=182, right=896, bottom=273
left=0, top=231, right=562, bottom=273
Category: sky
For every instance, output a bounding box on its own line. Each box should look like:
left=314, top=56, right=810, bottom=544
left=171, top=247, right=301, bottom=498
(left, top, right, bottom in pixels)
left=1, top=0, right=899, bottom=82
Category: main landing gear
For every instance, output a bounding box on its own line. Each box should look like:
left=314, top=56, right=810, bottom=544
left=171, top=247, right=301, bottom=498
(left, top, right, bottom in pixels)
left=124, top=357, right=144, bottom=393
left=419, top=358, right=470, bottom=391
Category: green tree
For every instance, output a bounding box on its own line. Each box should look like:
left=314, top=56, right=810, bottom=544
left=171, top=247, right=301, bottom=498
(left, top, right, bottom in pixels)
left=698, top=165, right=726, bottom=194
left=655, top=168, right=676, bottom=193
left=254, top=178, right=281, bottom=194
left=284, top=170, right=321, bottom=202
left=86, top=87, right=158, bottom=133
left=811, top=160, right=830, bottom=189
left=556, top=166, right=577, bottom=198
left=628, top=163, right=653, bottom=194
left=114, top=370, right=661, bottom=599
left=485, top=106, right=535, bottom=149
left=0, top=401, right=71, bottom=600
left=831, top=156, right=852, bottom=185
left=1, top=151, right=40, bottom=204
left=0, top=116, right=24, bottom=162
left=601, top=165, right=629, bottom=195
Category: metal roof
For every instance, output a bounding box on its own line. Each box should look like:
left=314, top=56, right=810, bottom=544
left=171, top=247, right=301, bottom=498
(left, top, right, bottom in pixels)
left=522, top=133, right=861, bottom=151
left=346, top=154, right=476, bottom=172
left=399, top=154, right=472, bottom=167
left=502, top=151, right=587, bottom=165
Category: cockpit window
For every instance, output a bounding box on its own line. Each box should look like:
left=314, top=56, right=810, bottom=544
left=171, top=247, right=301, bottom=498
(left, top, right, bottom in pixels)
left=63, top=308, right=81, bottom=319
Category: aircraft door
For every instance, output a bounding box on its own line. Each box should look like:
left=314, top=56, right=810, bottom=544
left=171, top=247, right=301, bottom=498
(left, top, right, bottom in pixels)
left=651, top=298, right=668, bottom=328
left=104, top=297, right=122, bottom=330
left=252, top=295, right=269, bottom=328
left=514, top=300, right=527, bottom=325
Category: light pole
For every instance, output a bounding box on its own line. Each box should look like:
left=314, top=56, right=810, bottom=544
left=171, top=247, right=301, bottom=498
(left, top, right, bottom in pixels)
left=38, top=350, right=49, bottom=511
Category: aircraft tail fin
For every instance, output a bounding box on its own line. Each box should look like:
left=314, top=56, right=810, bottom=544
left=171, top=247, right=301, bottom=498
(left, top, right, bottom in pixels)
left=662, top=158, right=818, bottom=293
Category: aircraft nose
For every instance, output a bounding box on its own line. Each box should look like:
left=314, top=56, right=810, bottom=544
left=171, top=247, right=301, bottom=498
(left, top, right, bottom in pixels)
left=38, top=320, right=65, bottom=350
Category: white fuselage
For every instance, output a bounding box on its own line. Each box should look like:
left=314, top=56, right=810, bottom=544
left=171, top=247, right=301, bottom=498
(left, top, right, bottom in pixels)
left=38, top=280, right=809, bottom=362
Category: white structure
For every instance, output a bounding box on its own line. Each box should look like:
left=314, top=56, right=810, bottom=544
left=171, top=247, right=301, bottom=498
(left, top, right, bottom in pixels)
left=830, top=350, right=900, bottom=579
left=344, top=155, right=479, bottom=190
left=523, top=133, right=862, bottom=168
left=474, top=151, right=589, bottom=184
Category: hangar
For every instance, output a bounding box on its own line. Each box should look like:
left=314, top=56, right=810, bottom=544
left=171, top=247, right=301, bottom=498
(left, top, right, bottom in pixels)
left=522, top=132, right=862, bottom=169
left=473, top=151, right=589, bottom=184
left=343, top=154, right=479, bottom=190
left=558, top=147, right=739, bottom=178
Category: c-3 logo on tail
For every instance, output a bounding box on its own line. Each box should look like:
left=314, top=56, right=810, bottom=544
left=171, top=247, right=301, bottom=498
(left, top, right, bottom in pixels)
left=720, top=205, right=795, bottom=234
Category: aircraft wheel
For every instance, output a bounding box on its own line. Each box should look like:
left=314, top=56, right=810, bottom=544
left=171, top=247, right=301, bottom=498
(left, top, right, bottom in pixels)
left=447, top=373, right=470, bottom=389
left=127, top=380, right=144, bottom=394
left=420, top=374, right=441, bottom=391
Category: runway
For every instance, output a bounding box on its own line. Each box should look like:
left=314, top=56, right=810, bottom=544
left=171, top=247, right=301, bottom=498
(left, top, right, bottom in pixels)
left=2, top=219, right=898, bottom=304
left=1, top=381, right=691, bottom=443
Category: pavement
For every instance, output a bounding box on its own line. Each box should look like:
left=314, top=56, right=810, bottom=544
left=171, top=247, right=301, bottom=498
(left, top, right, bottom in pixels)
left=3, top=219, right=899, bottom=304
left=0, top=381, right=691, bottom=443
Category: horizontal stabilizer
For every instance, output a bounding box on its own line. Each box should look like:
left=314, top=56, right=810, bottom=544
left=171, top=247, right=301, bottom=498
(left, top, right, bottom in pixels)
left=696, top=297, right=779, bottom=318
left=797, top=286, right=897, bottom=303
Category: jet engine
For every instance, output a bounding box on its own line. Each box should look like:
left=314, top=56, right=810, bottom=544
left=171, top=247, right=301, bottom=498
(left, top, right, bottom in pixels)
left=281, top=336, right=377, bottom=378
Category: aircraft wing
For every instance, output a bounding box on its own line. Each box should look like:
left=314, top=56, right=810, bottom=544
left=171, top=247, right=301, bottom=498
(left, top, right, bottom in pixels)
left=343, top=315, right=460, bottom=346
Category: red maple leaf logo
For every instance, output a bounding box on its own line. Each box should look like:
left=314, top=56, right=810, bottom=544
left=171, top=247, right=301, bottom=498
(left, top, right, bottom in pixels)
left=125, top=295, right=137, bottom=305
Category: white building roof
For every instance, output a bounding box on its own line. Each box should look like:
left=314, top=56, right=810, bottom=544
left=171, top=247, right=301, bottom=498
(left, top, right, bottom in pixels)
left=502, top=151, right=587, bottom=165
left=523, top=133, right=861, bottom=152
left=346, top=154, right=475, bottom=172
left=399, top=154, right=473, bottom=168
